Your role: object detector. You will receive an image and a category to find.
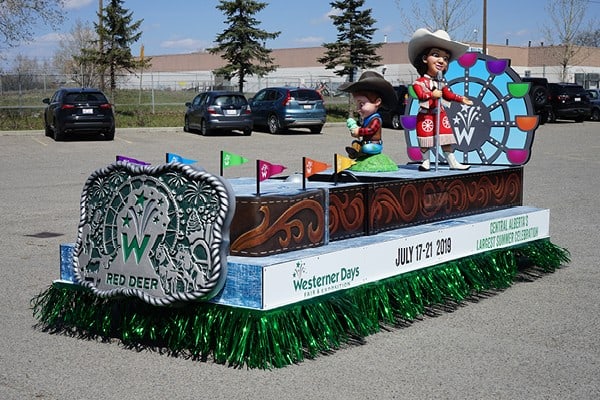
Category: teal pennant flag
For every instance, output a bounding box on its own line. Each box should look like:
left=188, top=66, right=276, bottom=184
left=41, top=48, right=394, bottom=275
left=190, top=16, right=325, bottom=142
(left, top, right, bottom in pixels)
left=166, top=152, right=197, bottom=165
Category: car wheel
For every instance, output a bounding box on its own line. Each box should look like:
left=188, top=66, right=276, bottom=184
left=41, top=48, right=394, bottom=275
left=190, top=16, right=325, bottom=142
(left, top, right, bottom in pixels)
left=591, top=108, right=600, bottom=121
left=44, top=120, right=52, bottom=137
left=200, top=120, right=210, bottom=136
left=547, top=109, right=556, bottom=123
left=53, top=120, right=65, bottom=141
left=243, top=128, right=252, bottom=136
left=104, top=129, right=115, bottom=141
left=183, top=116, right=190, bottom=132
left=574, top=116, right=585, bottom=123
left=267, top=115, right=280, bottom=134
left=310, top=125, right=323, bottom=134
left=391, top=114, right=401, bottom=129
left=530, top=85, right=548, bottom=107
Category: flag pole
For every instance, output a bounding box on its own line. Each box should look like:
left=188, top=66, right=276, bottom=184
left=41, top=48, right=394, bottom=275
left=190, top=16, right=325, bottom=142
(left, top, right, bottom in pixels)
left=302, top=156, right=306, bottom=190
left=333, top=154, right=338, bottom=186
left=220, top=150, right=224, bottom=176
left=256, top=159, right=261, bottom=196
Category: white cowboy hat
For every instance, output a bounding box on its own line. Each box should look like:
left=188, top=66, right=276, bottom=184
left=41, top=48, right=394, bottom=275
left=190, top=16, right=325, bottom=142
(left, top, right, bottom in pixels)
left=407, top=28, right=469, bottom=68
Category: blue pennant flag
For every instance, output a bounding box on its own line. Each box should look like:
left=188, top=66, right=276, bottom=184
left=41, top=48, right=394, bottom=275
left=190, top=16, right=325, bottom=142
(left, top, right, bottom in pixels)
left=166, top=152, right=197, bottom=165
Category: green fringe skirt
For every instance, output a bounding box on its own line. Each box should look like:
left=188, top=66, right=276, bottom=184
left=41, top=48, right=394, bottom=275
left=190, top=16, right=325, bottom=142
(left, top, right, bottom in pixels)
left=31, top=239, right=569, bottom=369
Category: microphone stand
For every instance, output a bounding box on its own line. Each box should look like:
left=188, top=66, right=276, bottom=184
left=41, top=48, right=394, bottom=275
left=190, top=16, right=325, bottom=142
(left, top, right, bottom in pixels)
left=434, top=72, right=443, bottom=172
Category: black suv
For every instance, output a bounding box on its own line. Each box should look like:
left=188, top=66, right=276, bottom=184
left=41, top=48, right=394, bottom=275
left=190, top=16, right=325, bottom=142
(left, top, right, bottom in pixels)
left=521, top=77, right=551, bottom=124
left=379, top=85, right=408, bottom=129
left=43, top=88, right=115, bottom=141
left=547, top=83, right=592, bottom=123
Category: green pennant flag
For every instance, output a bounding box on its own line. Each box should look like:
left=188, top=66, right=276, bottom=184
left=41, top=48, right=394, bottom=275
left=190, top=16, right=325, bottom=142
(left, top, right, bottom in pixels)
left=222, top=151, right=248, bottom=169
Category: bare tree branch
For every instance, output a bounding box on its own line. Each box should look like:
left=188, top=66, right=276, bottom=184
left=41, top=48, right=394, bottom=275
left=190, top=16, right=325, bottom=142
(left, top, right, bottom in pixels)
left=0, top=0, right=64, bottom=49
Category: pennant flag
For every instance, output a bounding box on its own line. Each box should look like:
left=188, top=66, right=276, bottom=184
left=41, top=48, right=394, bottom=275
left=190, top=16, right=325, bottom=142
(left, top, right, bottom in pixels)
left=222, top=151, right=248, bottom=169
left=258, top=160, right=286, bottom=182
left=304, top=157, right=330, bottom=178
left=116, top=155, right=150, bottom=166
left=166, top=152, right=197, bottom=165
left=335, top=154, right=356, bottom=173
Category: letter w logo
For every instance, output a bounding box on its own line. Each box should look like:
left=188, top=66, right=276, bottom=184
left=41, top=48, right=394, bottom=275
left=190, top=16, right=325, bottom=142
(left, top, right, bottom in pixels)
left=454, top=126, right=475, bottom=146
left=121, top=233, right=150, bottom=264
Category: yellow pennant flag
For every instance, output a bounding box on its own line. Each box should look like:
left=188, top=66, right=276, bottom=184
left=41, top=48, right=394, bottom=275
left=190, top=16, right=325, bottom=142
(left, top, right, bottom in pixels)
left=335, top=154, right=356, bottom=173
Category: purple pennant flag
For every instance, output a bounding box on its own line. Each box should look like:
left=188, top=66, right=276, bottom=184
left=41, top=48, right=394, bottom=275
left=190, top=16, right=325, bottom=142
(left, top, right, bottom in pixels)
left=116, top=155, right=151, bottom=166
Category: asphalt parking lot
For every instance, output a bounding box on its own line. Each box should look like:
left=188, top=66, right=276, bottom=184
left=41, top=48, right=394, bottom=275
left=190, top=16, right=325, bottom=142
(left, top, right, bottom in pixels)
left=1, top=122, right=599, bottom=399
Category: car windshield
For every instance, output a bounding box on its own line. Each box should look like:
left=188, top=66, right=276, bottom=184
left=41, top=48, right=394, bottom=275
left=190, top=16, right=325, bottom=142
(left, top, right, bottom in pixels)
left=214, top=95, right=246, bottom=106
left=290, top=90, right=321, bottom=101
left=65, top=92, right=108, bottom=103
left=552, top=85, right=585, bottom=95
left=564, top=86, right=585, bottom=95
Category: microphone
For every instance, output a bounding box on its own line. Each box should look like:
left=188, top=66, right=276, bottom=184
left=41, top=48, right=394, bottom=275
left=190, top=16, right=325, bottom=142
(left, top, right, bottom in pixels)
left=436, top=71, right=444, bottom=88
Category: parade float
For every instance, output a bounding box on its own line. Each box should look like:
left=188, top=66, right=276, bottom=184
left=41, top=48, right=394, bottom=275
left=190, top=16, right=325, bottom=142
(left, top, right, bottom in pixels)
left=32, top=50, right=569, bottom=369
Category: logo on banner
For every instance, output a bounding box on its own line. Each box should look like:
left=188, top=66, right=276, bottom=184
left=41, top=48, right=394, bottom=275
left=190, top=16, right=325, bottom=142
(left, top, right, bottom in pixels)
left=291, top=260, right=360, bottom=299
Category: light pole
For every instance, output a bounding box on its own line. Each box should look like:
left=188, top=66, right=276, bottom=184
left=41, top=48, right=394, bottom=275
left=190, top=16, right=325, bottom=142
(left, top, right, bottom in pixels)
left=482, top=0, right=487, bottom=54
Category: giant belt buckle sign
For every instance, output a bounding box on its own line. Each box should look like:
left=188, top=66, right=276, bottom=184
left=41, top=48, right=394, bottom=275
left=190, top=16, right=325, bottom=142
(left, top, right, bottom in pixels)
left=74, top=162, right=235, bottom=306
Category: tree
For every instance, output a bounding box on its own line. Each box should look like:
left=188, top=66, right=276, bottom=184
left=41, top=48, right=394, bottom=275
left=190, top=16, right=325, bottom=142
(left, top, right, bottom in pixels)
left=318, top=0, right=382, bottom=85
left=209, top=0, right=280, bottom=93
left=53, top=20, right=100, bottom=88
left=543, top=0, right=589, bottom=82
left=0, top=0, right=64, bottom=50
left=393, top=0, right=476, bottom=42
left=2, top=55, right=50, bottom=91
left=80, top=0, right=150, bottom=93
left=574, top=29, right=600, bottom=48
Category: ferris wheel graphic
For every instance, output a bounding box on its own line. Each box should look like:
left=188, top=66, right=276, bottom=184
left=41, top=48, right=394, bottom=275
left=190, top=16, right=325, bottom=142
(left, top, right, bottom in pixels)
left=402, top=52, right=538, bottom=166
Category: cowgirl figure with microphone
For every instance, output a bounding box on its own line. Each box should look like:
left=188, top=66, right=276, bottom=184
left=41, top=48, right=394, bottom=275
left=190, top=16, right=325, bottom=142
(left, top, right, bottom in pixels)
left=408, top=28, right=473, bottom=171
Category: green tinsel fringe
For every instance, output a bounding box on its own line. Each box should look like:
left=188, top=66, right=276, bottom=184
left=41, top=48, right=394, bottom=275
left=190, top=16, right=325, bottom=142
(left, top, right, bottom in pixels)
left=31, top=239, right=569, bottom=369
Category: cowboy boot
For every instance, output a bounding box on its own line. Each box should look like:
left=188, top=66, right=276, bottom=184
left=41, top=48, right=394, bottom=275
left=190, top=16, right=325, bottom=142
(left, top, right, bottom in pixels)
left=445, top=152, right=470, bottom=170
left=346, top=141, right=362, bottom=159
left=419, top=150, right=430, bottom=171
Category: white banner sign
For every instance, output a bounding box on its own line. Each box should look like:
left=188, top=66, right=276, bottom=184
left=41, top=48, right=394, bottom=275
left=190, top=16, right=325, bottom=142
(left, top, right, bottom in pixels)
left=262, top=208, right=550, bottom=310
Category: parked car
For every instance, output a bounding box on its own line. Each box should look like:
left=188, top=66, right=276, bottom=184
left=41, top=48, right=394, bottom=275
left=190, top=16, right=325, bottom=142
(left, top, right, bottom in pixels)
left=184, top=91, right=252, bottom=136
left=586, top=88, right=600, bottom=121
left=521, top=77, right=551, bottom=124
left=379, top=85, right=408, bottom=129
left=42, top=88, right=115, bottom=141
left=248, top=87, right=326, bottom=134
left=547, top=83, right=592, bottom=122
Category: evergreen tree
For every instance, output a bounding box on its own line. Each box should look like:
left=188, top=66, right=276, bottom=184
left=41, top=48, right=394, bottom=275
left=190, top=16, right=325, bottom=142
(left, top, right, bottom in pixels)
left=209, top=0, right=280, bottom=93
left=80, top=0, right=150, bottom=93
left=318, top=0, right=383, bottom=84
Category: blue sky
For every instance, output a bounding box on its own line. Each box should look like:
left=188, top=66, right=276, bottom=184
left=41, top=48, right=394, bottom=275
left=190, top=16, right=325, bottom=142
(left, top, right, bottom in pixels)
left=4, top=0, right=599, bottom=64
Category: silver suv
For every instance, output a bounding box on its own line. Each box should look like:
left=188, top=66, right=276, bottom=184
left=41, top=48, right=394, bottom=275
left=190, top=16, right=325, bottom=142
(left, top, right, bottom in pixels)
left=249, top=87, right=326, bottom=134
left=184, top=91, right=253, bottom=136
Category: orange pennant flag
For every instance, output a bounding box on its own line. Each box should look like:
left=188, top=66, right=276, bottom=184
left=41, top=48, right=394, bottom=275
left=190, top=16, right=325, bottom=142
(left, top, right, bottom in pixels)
left=335, top=154, right=356, bottom=173
left=304, top=157, right=330, bottom=178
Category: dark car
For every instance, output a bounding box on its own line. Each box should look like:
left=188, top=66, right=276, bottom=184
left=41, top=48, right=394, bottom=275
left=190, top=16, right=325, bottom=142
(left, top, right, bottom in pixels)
left=184, top=91, right=253, bottom=136
left=249, top=87, right=326, bottom=134
left=547, top=83, right=592, bottom=122
left=586, top=88, right=600, bottom=121
left=379, top=85, right=408, bottom=129
left=521, top=77, right=551, bottom=124
left=42, top=88, right=115, bottom=141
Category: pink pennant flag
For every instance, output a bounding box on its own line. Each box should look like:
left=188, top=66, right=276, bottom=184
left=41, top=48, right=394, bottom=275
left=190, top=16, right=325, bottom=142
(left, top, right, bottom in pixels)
left=258, top=160, right=286, bottom=182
